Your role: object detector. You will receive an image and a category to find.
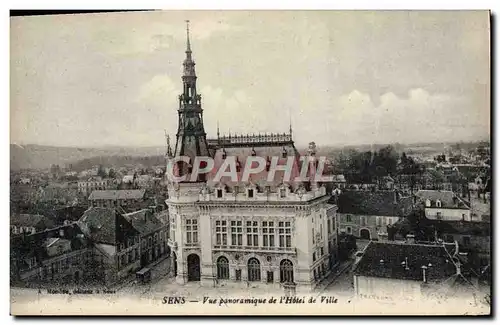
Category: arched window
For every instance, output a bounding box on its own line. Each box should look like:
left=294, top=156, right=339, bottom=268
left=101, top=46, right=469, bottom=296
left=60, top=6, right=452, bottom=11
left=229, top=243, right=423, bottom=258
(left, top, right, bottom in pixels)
left=425, top=199, right=431, bottom=207
left=217, top=256, right=229, bottom=280
left=280, top=259, right=294, bottom=283
left=247, top=258, right=261, bottom=282
left=436, top=199, right=442, bottom=208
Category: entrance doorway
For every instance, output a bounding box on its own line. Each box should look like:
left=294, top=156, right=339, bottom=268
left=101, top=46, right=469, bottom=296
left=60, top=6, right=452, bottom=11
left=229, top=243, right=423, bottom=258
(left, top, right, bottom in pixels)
left=187, top=254, right=200, bottom=281
left=360, top=229, right=371, bottom=240
left=172, top=252, right=178, bottom=277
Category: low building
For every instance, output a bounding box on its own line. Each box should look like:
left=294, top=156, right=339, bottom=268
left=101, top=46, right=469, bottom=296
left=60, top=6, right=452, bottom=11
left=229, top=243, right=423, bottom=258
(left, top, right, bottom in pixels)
left=415, top=190, right=471, bottom=221
left=88, top=189, right=147, bottom=212
left=10, top=214, right=55, bottom=235
left=78, top=177, right=113, bottom=196
left=122, top=209, right=169, bottom=268
left=335, top=190, right=413, bottom=240
left=353, top=240, right=459, bottom=302
left=428, top=219, right=490, bottom=269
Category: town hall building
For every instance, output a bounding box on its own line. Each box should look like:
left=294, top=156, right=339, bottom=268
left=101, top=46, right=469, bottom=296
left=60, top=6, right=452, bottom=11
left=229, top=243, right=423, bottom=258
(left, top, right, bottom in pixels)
left=165, top=22, right=339, bottom=292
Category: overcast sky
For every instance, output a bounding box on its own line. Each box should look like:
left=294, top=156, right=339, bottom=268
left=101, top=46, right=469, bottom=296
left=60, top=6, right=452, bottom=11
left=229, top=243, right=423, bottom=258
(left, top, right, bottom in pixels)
left=10, top=10, right=490, bottom=148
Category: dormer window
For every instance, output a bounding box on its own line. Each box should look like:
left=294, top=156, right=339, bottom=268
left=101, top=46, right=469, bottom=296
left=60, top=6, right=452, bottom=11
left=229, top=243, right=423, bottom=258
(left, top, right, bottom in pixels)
left=217, top=189, right=223, bottom=198
left=436, top=199, right=442, bottom=208
left=425, top=199, right=431, bottom=207
left=280, top=188, right=286, bottom=198
left=248, top=189, right=254, bottom=198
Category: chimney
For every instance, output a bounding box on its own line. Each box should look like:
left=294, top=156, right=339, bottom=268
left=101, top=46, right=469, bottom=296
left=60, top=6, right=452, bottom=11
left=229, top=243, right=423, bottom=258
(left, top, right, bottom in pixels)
left=378, top=232, right=389, bottom=242
left=406, top=234, right=415, bottom=244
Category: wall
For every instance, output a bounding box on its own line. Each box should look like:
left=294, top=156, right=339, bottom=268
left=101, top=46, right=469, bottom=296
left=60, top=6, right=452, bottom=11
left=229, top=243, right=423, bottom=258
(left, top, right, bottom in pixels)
left=354, top=275, right=422, bottom=302
left=339, top=214, right=400, bottom=240
left=425, top=208, right=471, bottom=221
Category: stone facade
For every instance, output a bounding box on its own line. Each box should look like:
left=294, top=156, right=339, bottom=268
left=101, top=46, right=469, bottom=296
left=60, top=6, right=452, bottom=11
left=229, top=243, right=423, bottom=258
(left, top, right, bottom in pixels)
left=167, top=182, right=338, bottom=292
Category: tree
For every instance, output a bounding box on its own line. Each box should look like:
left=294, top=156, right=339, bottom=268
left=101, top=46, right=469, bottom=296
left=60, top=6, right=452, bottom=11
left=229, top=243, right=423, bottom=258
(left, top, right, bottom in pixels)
left=97, top=165, right=107, bottom=178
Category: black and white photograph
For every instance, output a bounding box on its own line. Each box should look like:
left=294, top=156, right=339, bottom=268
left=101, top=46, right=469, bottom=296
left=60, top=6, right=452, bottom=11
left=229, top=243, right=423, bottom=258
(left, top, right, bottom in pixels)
left=9, top=10, right=491, bottom=316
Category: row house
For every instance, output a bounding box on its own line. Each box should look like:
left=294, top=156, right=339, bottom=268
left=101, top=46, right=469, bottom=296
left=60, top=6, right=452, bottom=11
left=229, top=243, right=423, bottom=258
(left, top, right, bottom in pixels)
left=10, top=224, right=94, bottom=285
left=78, top=207, right=141, bottom=285
left=122, top=209, right=169, bottom=268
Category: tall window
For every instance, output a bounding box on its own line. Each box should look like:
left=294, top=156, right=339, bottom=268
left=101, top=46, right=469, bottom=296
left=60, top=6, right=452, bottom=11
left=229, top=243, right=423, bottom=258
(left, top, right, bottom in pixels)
left=246, top=221, right=259, bottom=247
left=346, top=215, right=352, bottom=223
left=216, top=220, right=228, bottom=245
left=262, top=221, right=275, bottom=247
left=327, top=219, right=332, bottom=235
left=247, top=258, right=261, bottom=281
left=186, top=219, right=198, bottom=244
left=231, top=221, right=243, bottom=246
left=279, top=221, right=292, bottom=248
left=216, top=256, right=229, bottom=280
left=280, top=259, right=294, bottom=283
left=170, top=215, right=176, bottom=243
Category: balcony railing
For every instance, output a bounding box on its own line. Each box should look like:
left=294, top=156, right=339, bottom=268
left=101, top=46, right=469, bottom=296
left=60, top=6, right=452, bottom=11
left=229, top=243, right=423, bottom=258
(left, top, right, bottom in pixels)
left=213, top=245, right=296, bottom=254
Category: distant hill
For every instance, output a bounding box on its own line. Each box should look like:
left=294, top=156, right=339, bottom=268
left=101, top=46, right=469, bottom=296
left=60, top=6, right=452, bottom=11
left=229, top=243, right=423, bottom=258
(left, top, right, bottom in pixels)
left=10, top=144, right=166, bottom=170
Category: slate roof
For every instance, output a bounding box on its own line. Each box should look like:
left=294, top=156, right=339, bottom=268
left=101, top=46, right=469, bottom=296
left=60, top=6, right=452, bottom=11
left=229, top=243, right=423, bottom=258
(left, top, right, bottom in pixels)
left=88, top=189, right=145, bottom=200
left=336, top=190, right=413, bottom=217
left=78, top=207, right=117, bottom=245
left=205, top=142, right=303, bottom=192
left=353, top=241, right=457, bottom=282
left=122, top=209, right=164, bottom=235
left=416, top=190, right=470, bottom=209
left=10, top=214, right=54, bottom=229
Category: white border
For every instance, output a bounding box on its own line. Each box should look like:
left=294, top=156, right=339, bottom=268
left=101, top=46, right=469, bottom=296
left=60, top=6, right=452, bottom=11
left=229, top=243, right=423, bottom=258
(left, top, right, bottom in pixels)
left=2, top=1, right=498, bottom=324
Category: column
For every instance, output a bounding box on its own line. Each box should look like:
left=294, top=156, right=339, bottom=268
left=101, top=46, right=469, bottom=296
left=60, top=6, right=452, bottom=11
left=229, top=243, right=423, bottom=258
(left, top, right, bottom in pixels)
left=199, top=212, right=214, bottom=286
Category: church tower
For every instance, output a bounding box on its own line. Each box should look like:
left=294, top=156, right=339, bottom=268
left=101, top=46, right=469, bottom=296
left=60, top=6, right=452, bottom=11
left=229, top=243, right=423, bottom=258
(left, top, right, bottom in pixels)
left=173, top=20, right=211, bottom=178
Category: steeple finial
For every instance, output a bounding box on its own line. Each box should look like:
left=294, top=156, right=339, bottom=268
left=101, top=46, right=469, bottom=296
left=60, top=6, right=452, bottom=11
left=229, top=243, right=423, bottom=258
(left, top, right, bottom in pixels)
left=185, top=20, right=191, bottom=52
left=217, top=120, right=220, bottom=139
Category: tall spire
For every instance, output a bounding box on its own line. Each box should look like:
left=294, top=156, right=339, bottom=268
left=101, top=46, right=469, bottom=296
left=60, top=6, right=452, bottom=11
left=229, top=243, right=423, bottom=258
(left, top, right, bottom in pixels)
left=217, top=120, right=220, bottom=139
left=185, top=19, right=191, bottom=53
left=182, top=20, right=196, bottom=78
left=173, top=21, right=211, bottom=180
left=289, top=107, right=293, bottom=138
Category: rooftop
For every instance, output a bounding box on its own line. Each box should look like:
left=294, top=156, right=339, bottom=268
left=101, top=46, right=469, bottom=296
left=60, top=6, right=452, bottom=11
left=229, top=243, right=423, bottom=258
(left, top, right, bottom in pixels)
left=122, top=209, right=164, bottom=235
left=416, top=190, right=470, bottom=209
left=10, top=213, right=52, bottom=228
left=88, top=189, right=146, bottom=200
left=354, top=241, right=457, bottom=282
left=335, top=190, right=413, bottom=217
left=78, top=207, right=117, bottom=244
